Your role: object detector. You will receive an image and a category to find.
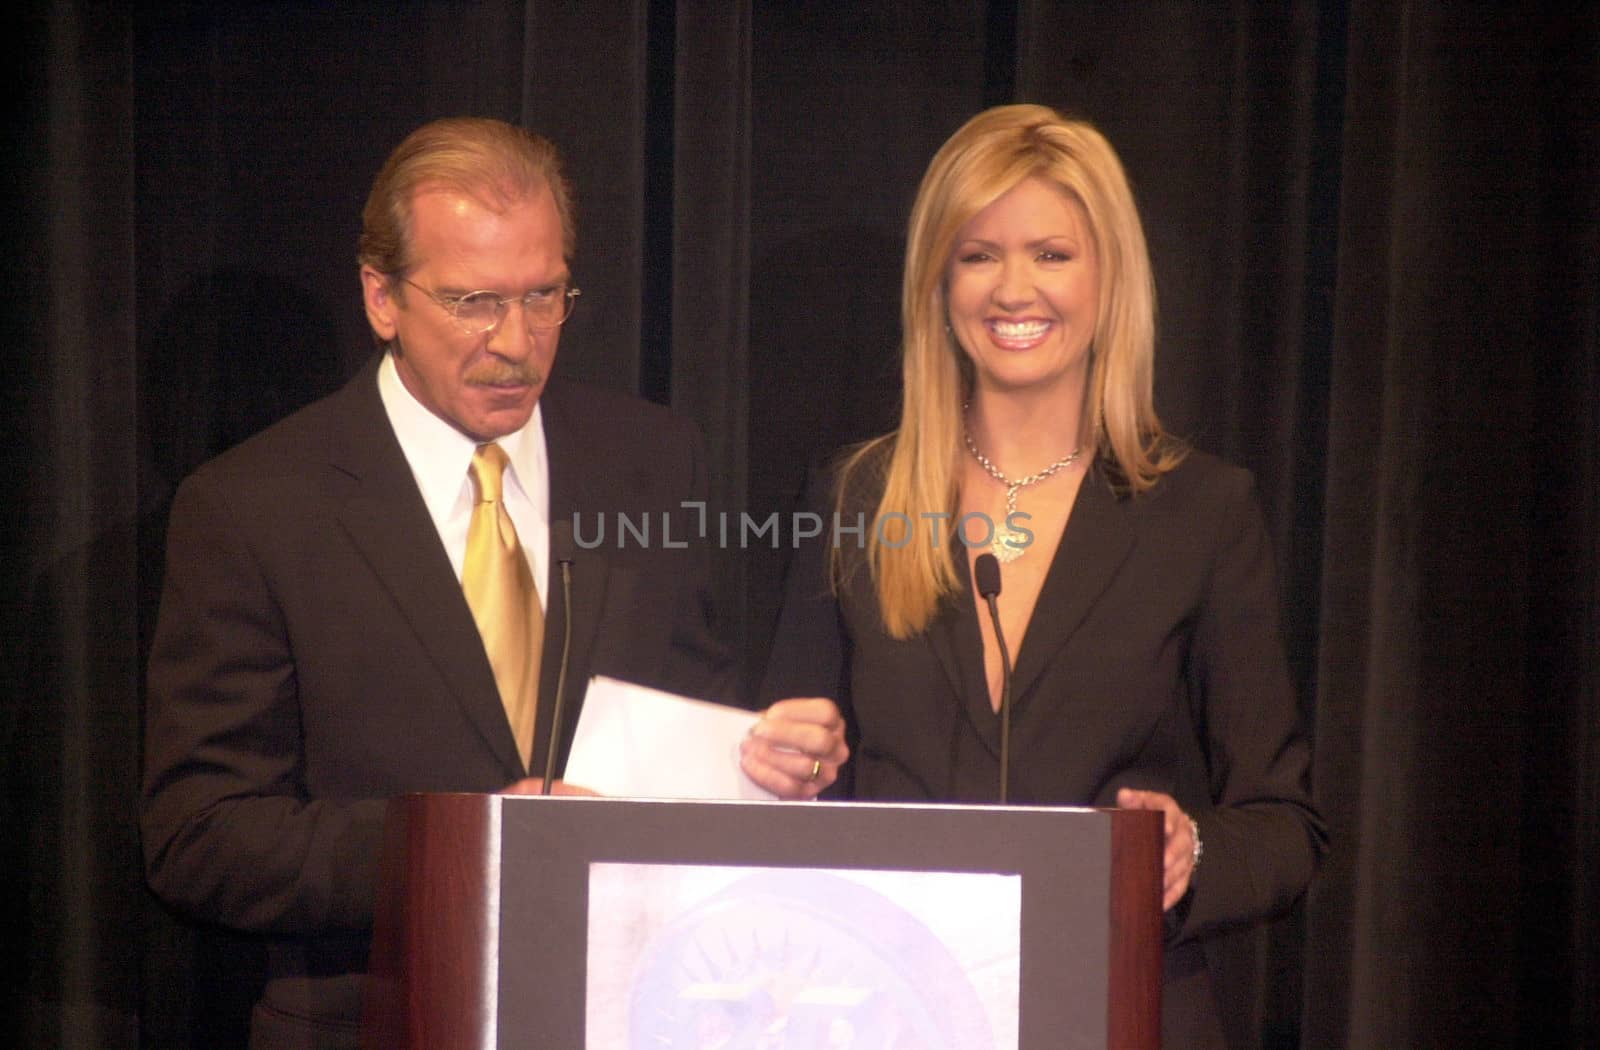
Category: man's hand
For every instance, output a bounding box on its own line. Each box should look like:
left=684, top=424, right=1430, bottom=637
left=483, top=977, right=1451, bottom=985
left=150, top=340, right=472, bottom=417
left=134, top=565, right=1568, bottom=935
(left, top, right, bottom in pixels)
left=739, top=698, right=850, bottom=801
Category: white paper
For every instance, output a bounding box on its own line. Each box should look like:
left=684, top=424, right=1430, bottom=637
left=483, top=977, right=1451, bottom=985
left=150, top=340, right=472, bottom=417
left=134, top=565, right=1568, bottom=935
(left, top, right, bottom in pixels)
left=562, top=676, right=776, bottom=800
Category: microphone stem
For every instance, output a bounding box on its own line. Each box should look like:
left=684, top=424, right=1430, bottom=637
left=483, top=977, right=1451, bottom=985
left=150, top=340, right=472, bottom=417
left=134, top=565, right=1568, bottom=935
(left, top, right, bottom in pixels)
left=541, top=559, right=574, bottom=795
left=985, top=593, right=1013, bottom=805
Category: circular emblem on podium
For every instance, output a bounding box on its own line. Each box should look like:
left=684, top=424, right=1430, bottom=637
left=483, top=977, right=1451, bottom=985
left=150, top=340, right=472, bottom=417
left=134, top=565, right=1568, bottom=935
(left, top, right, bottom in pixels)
left=625, top=869, right=995, bottom=1049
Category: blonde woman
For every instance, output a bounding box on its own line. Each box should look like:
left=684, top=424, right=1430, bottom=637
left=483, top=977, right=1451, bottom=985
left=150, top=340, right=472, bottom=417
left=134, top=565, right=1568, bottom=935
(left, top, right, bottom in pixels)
left=754, top=105, right=1326, bottom=1048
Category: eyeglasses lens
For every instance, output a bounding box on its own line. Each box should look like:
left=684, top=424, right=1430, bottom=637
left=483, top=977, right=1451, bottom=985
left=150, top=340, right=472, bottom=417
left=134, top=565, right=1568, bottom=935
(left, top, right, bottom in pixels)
left=451, top=288, right=575, bottom=333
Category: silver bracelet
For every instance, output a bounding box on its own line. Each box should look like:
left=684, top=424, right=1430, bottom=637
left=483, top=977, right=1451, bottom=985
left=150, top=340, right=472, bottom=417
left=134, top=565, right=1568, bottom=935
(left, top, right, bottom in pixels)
left=1188, top=816, right=1203, bottom=870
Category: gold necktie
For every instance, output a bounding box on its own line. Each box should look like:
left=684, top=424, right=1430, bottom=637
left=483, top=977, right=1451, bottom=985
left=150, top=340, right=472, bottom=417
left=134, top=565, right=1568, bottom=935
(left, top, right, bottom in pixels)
left=463, top=443, right=543, bottom=769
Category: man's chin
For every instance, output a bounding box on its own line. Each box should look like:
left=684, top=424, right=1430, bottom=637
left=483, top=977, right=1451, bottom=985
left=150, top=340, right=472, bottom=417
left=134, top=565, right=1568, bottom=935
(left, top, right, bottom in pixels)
left=458, top=385, right=541, bottom=440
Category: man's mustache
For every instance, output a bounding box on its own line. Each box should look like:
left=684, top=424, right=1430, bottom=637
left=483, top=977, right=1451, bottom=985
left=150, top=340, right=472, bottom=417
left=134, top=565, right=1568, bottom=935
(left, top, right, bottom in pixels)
left=393, top=337, right=543, bottom=388
left=465, top=361, right=541, bottom=386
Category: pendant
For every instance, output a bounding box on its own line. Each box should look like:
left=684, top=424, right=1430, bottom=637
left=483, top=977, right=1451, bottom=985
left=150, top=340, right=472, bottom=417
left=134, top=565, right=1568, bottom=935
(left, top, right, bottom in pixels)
left=992, top=523, right=1028, bottom=563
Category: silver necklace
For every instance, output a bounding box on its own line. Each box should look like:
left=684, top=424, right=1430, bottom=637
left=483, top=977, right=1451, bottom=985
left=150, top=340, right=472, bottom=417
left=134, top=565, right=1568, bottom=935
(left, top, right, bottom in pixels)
left=963, top=426, right=1082, bottom=563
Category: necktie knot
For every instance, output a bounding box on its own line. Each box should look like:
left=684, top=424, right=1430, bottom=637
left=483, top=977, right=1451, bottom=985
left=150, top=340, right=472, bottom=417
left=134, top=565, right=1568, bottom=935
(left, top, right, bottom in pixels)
left=470, top=443, right=510, bottom=505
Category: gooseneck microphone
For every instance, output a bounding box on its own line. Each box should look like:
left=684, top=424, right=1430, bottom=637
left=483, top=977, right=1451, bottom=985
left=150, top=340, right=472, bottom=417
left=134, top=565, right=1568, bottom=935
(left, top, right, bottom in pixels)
left=974, top=553, right=1014, bottom=804
left=540, top=521, right=577, bottom=795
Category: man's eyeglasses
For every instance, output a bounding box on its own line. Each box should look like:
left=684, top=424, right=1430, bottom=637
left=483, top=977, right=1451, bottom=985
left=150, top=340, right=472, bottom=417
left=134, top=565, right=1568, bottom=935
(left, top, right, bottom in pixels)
left=400, top=277, right=581, bottom=335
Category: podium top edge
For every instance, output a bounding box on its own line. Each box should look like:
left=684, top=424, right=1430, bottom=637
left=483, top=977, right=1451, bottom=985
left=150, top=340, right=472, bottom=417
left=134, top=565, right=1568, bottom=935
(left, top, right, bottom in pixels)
left=394, top=791, right=1118, bottom=817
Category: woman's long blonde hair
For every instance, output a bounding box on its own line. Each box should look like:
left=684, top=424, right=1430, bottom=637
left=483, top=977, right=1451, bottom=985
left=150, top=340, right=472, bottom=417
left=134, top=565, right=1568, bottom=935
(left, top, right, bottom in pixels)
left=839, top=104, right=1183, bottom=638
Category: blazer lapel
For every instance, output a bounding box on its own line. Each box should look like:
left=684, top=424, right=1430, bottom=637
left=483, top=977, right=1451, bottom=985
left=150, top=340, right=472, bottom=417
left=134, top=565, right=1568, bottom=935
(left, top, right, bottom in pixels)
left=1009, top=464, right=1136, bottom=707
left=539, top=382, right=609, bottom=723
left=328, top=360, right=527, bottom=780
left=925, top=546, right=1003, bottom=757
left=922, top=466, right=1137, bottom=755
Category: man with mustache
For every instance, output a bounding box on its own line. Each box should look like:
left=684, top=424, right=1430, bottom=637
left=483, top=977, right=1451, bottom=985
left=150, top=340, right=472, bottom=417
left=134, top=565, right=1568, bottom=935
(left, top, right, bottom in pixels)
left=140, top=118, right=847, bottom=1049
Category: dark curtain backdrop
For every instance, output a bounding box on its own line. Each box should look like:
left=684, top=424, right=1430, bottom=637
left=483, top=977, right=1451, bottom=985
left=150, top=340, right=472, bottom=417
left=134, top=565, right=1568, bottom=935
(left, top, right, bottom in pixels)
left=3, top=2, right=1595, bottom=1048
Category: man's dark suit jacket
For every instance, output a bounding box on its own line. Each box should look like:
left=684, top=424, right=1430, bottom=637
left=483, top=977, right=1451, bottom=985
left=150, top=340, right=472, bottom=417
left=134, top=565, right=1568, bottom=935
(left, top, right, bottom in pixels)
left=142, top=356, right=732, bottom=1047
left=761, top=449, right=1327, bottom=1050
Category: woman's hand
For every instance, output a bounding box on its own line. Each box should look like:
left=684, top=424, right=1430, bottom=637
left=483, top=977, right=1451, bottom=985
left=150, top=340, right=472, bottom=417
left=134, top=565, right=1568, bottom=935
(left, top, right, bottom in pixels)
left=739, top=698, right=850, bottom=800
left=1117, top=787, right=1201, bottom=911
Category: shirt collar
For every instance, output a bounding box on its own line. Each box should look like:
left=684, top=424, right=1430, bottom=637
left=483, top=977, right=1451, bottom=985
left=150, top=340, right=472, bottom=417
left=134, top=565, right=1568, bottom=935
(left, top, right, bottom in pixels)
left=376, top=352, right=546, bottom=520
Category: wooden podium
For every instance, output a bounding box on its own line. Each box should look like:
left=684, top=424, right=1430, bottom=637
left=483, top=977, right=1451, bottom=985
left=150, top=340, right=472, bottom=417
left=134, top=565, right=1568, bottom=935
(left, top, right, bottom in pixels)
left=364, top=794, right=1161, bottom=1049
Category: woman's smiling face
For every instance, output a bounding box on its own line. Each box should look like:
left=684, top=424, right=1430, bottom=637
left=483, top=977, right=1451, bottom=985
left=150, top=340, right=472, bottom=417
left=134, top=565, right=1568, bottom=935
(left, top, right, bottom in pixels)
left=946, top=175, right=1100, bottom=400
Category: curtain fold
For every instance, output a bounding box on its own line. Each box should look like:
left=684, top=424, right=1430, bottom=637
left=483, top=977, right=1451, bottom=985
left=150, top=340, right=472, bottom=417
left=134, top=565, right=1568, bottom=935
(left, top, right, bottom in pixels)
left=1306, top=3, right=1599, bottom=1047
left=668, top=0, right=754, bottom=673
left=3, top=4, right=140, bottom=1047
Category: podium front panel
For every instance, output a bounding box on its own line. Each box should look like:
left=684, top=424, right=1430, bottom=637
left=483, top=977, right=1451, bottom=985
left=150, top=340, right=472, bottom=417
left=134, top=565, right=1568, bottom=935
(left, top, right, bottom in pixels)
left=366, top=794, right=1159, bottom=1050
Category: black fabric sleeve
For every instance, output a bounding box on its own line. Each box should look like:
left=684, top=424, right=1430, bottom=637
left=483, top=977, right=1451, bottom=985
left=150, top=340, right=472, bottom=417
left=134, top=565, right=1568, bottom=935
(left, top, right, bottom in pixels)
left=141, top=473, right=386, bottom=935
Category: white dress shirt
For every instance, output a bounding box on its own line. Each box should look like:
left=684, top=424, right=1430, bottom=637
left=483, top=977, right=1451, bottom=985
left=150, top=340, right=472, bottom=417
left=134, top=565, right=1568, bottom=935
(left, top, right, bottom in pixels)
left=376, top=352, right=549, bottom=610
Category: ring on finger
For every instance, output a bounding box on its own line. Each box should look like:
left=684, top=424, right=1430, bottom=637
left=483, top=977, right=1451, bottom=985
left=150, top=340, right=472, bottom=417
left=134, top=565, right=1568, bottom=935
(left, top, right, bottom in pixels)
left=808, top=758, right=822, bottom=782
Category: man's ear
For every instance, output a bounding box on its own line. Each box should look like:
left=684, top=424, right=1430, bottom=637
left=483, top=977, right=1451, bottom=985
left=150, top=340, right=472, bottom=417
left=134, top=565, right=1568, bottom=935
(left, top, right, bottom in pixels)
left=361, top=266, right=399, bottom=342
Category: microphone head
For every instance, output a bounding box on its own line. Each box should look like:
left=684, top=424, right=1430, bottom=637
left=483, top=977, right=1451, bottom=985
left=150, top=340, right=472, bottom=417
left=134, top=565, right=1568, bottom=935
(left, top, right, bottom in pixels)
left=550, top=519, right=576, bottom=564
left=974, top=552, right=1002, bottom=599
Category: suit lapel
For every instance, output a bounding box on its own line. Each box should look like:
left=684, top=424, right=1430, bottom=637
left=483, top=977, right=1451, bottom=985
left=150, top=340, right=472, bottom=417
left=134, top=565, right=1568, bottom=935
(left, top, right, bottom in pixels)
left=1009, top=464, right=1135, bottom=706
left=328, top=359, right=527, bottom=780
left=925, top=545, right=1003, bottom=757
left=539, top=382, right=609, bottom=721
left=920, top=466, right=1136, bottom=755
